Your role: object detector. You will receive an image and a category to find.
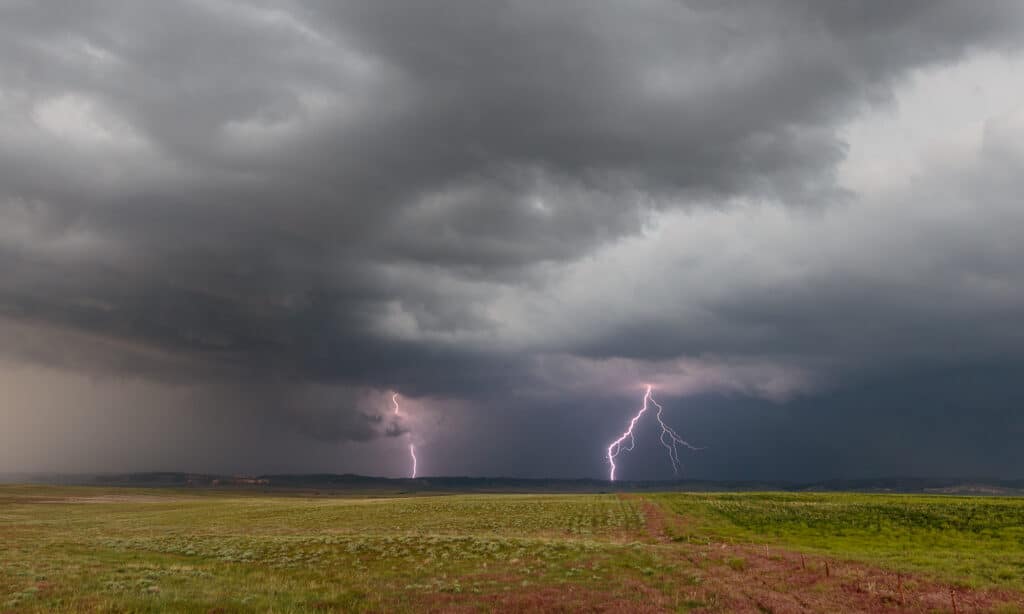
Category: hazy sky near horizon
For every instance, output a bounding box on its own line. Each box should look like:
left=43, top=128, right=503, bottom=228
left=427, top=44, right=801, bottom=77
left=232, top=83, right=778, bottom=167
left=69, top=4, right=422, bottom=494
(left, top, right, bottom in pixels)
left=2, top=1, right=1024, bottom=480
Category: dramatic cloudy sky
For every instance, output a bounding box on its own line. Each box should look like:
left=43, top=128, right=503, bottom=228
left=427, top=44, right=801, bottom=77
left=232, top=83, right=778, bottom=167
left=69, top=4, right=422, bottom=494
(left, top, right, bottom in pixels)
left=3, top=1, right=1024, bottom=480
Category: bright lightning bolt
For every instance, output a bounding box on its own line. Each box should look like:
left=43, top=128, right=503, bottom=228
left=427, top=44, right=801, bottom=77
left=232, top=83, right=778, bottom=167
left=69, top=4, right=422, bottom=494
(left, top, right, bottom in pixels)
left=650, top=394, right=702, bottom=475
left=606, top=386, right=654, bottom=482
left=392, top=393, right=418, bottom=479
left=606, top=385, right=700, bottom=481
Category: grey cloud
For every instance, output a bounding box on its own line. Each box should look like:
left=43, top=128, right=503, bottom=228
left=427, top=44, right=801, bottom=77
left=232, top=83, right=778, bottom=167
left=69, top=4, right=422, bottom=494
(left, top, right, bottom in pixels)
left=1, top=1, right=1023, bottom=474
left=526, top=137, right=1024, bottom=391
left=3, top=1, right=1019, bottom=361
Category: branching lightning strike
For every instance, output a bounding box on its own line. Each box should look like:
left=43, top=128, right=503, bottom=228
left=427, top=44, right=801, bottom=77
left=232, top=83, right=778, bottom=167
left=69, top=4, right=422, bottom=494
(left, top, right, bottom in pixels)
left=650, top=393, right=702, bottom=475
left=392, top=393, right=418, bottom=478
left=605, top=387, right=652, bottom=482
left=606, top=385, right=701, bottom=481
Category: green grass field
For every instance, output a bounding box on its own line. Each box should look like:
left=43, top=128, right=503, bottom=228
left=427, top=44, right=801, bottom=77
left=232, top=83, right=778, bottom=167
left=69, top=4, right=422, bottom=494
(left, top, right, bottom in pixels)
left=2, top=486, right=1023, bottom=612
left=655, top=492, right=1024, bottom=588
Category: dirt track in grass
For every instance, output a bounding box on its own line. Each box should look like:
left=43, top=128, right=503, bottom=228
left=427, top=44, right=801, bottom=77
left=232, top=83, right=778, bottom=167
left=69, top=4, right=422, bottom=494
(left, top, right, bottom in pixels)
left=5, top=487, right=1023, bottom=613
left=405, top=497, right=1024, bottom=612
left=634, top=496, right=1024, bottom=613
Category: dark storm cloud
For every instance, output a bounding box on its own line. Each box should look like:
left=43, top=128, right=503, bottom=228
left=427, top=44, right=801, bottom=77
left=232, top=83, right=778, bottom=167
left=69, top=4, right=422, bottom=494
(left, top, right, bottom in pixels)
left=1, top=1, right=1023, bottom=473
left=552, top=128, right=1024, bottom=388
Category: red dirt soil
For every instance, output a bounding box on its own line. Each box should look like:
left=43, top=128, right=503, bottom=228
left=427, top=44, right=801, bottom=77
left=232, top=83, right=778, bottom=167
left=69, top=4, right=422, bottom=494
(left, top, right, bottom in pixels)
left=637, top=496, right=1024, bottom=613
left=407, top=497, right=1024, bottom=613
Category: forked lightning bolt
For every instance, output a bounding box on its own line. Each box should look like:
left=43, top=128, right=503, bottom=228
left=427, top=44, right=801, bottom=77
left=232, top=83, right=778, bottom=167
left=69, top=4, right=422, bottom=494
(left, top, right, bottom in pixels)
left=392, top=393, right=418, bottom=478
left=650, top=394, right=701, bottom=475
left=606, top=385, right=700, bottom=481
left=605, top=387, right=653, bottom=482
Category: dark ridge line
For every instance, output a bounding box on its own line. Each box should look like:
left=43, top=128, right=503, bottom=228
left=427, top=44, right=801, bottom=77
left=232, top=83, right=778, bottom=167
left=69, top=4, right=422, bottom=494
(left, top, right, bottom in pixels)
left=3, top=472, right=1024, bottom=495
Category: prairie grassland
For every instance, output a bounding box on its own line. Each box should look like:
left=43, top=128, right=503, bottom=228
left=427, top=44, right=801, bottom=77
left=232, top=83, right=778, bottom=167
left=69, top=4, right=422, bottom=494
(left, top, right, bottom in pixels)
left=1, top=487, right=677, bottom=612
left=2, top=486, right=1024, bottom=612
left=655, top=492, right=1024, bottom=587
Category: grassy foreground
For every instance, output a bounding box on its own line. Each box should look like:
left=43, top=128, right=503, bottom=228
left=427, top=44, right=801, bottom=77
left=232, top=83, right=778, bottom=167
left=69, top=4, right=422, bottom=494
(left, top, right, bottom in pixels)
left=654, top=492, right=1024, bottom=588
left=1, top=486, right=1023, bottom=612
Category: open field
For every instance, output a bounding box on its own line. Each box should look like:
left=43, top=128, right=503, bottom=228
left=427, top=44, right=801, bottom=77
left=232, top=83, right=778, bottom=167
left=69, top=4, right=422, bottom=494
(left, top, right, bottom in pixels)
left=655, top=492, right=1024, bottom=587
left=2, top=486, right=1024, bottom=612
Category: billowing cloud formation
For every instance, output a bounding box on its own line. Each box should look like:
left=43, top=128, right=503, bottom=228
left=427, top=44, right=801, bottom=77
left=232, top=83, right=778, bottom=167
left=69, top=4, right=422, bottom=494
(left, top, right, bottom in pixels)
left=2, top=1, right=1024, bottom=478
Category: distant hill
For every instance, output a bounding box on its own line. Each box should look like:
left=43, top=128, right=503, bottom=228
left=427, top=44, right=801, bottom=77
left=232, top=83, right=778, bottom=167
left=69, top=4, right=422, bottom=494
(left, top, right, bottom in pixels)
left=3, top=472, right=1023, bottom=495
